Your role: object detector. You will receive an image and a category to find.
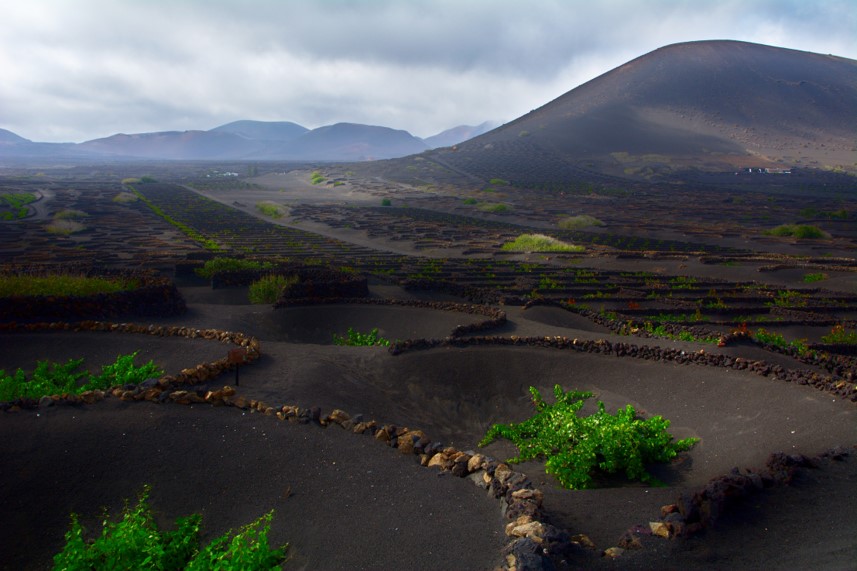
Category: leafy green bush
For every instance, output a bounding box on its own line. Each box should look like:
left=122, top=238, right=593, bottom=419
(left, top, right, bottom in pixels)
left=195, top=257, right=275, bottom=279
left=255, top=202, right=286, bottom=219
left=501, top=234, right=584, bottom=253
left=489, top=178, right=510, bottom=186
left=821, top=324, right=857, bottom=345
left=0, top=352, right=163, bottom=401
left=479, top=203, right=510, bottom=214
left=248, top=274, right=298, bottom=304
left=310, top=171, right=326, bottom=185
left=802, top=273, right=827, bottom=283
left=479, top=385, right=699, bottom=489
left=557, top=215, right=604, bottom=230
left=53, top=486, right=287, bottom=570
left=764, top=224, right=829, bottom=239
left=462, top=198, right=478, bottom=205
left=380, top=198, right=392, bottom=206
left=753, top=328, right=809, bottom=354
left=332, top=327, right=390, bottom=347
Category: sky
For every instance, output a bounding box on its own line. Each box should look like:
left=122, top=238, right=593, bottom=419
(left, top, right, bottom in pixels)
left=2, top=0, right=855, bottom=143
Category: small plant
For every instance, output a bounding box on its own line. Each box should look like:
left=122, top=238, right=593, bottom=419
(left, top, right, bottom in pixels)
left=480, top=385, right=698, bottom=489
left=52, top=485, right=287, bottom=570
left=0, top=352, right=163, bottom=402
left=479, top=202, right=511, bottom=214
left=255, top=202, right=286, bottom=219
left=488, top=178, right=510, bottom=186
left=821, top=324, right=857, bottom=345
left=310, top=171, right=326, bottom=185
left=332, top=327, right=390, bottom=347
left=248, top=274, right=298, bottom=304
left=753, top=328, right=809, bottom=354
left=501, top=234, right=584, bottom=253
left=462, top=198, right=478, bottom=205
left=381, top=198, right=392, bottom=206
left=557, top=214, right=604, bottom=230
left=803, top=273, right=827, bottom=283
left=112, top=192, right=139, bottom=204
left=768, top=290, right=807, bottom=308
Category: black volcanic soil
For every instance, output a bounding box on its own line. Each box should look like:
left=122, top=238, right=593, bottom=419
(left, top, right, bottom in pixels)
left=2, top=283, right=856, bottom=571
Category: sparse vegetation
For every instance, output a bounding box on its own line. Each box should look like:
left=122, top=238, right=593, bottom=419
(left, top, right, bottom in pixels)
left=310, top=171, right=326, bottom=185
left=557, top=214, right=604, bottom=230
left=488, top=178, right=509, bottom=186
left=479, top=203, right=511, bottom=214
left=803, top=273, right=827, bottom=283
left=255, top=201, right=286, bottom=219
left=248, top=274, right=298, bottom=304
left=381, top=198, right=392, bottom=206
left=0, top=352, right=162, bottom=402
left=195, top=257, right=276, bottom=279
left=501, top=234, right=584, bottom=253
left=0, top=192, right=37, bottom=220
left=764, top=224, right=829, bottom=239
left=332, top=327, right=390, bottom=347
left=479, top=385, right=699, bottom=489
left=0, top=273, right=139, bottom=297
left=112, top=192, right=139, bottom=204
left=821, top=324, right=857, bottom=345
left=53, top=486, right=287, bottom=570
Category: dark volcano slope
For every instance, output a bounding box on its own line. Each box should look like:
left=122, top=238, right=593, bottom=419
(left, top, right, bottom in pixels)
left=425, top=40, right=857, bottom=183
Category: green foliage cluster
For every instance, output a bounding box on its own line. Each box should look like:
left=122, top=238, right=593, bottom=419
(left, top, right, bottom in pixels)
left=248, top=274, right=298, bottom=304
left=799, top=207, right=848, bottom=220
left=310, top=171, right=326, bottom=185
left=462, top=198, right=478, bottom=205
left=821, top=324, right=857, bottom=345
left=802, top=273, right=827, bottom=283
left=479, top=203, right=511, bottom=214
left=381, top=198, right=392, bottom=206
left=195, top=257, right=276, bottom=279
left=0, top=192, right=37, bottom=220
left=0, top=352, right=162, bottom=402
left=255, top=202, right=286, bottom=219
left=480, top=385, right=698, bottom=489
left=641, top=321, right=718, bottom=344
left=332, top=327, right=390, bottom=347
left=501, top=234, right=584, bottom=253
left=129, top=187, right=221, bottom=251
left=0, top=274, right=139, bottom=297
left=753, top=328, right=809, bottom=354
left=112, top=192, right=139, bottom=204
left=768, top=290, right=807, bottom=308
left=764, top=224, right=829, bottom=239
left=53, top=486, right=287, bottom=570
left=488, top=178, right=510, bottom=186
left=557, top=214, right=604, bottom=230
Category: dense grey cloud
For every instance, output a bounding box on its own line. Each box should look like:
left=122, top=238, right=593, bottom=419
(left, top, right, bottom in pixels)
left=1, top=0, right=854, bottom=142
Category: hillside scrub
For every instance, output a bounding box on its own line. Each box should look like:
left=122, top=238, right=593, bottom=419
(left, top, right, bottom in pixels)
left=0, top=274, right=139, bottom=297
left=480, top=385, right=699, bottom=489
left=557, top=214, right=604, bottom=230
left=764, top=224, right=829, bottom=239
left=255, top=201, right=286, bottom=219
left=501, top=234, right=585, bottom=253
left=195, top=257, right=275, bottom=279
left=0, top=192, right=37, bottom=220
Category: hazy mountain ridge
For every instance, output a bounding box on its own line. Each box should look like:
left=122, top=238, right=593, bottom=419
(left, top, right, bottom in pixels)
left=0, top=119, right=490, bottom=161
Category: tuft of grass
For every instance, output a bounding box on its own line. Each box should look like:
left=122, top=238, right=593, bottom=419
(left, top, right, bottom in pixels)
left=802, top=273, right=827, bottom=283
left=764, top=224, right=829, bottom=239
left=53, top=485, right=288, bottom=571
left=333, top=327, right=390, bottom=347
left=462, top=198, right=478, bottom=205
left=112, top=192, right=139, bottom=204
left=0, top=274, right=139, bottom=297
left=557, top=214, right=604, bottom=230
left=248, top=274, right=298, bottom=304
left=479, top=385, right=698, bottom=489
left=255, top=202, right=286, bottom=219
left=501, top=234, right=584, bottom=253
left=479, top=202, right=511, bottom=214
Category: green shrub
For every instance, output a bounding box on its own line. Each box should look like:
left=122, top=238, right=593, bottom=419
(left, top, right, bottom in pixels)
left=332, top=327, right=390, bottom=347
left=501, top=234, right=584, bottom=253
left=255, top=202, right=286, bottom=219
left=0, top=274, right=139, bottom=297
left=0, top=352, right=163, bottom=402
left=557, top=215, right=604, bottom=230
left=195, top=258, right=275, bottom=279
left=821, top=324, right=857, bottom=345
left=764, top=224, right=829, bottom=239
left=310, top=171, right=326, bottom=185
left=802, top=273, right=826, bottom=283
left=248, top=274, right=298, bottom=304
left=381, top=198, right=392, bottom=206
left=488, top=178, right=510, bottom=186
left=480, top=385, right=698, bottom=489
left=753, top=328, right=809, bottom=354
left=53, top=486, right=287, bottom=571
left=462, top=198, right=478, bottom=205
left=479, top=203, right=510, bottom=214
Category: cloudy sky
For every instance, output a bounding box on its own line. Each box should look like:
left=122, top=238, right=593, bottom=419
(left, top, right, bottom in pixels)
left=2, top=0, right=855, bottom=143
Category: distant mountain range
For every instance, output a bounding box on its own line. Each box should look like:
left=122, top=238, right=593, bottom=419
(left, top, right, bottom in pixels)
left=0, top=120, right=497, bottom=162
left=422, top=40, right=857, bottom=181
